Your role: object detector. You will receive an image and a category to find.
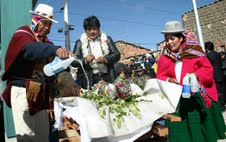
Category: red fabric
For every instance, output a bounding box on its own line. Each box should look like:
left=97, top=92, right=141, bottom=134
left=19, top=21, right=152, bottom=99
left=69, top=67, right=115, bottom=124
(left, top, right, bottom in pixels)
left=204, top=95, right=212, bottom=108
left=2, top=26, right=36, bottom=81
left=1, top=82, right=12, bottom=107
left=1, top=26, right=50, bottom=113
left=157, top=54, right=218, bottom=103
left=2, top=26, right=36, bottom=107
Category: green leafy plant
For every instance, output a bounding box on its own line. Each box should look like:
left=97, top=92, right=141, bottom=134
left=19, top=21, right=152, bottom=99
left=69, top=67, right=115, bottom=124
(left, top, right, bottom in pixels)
left=82, top=91, right=151, bottom=128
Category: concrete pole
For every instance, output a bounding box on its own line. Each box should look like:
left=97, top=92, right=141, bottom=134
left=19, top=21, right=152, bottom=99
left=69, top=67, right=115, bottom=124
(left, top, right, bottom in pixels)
left=192, top=0, right=205, bottom=52
left=64, top=0, right=70, bottom=49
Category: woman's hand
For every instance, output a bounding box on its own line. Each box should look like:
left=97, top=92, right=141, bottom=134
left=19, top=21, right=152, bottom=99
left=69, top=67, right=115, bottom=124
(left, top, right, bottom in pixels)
left=168, top=78, right=179, bottom=84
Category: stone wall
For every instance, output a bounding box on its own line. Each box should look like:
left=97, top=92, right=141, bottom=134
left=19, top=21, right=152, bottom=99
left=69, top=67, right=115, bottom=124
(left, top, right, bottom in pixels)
left=182, top=0, right=226, bottom=51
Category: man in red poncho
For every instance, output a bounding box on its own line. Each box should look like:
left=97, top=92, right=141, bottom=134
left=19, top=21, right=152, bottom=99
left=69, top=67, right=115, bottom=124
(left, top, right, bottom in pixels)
left=1, top=3, right=75, bottom=142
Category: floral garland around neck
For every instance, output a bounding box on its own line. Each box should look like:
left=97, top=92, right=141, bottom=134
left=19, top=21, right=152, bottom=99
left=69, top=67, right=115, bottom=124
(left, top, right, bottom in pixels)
left=80, top=32, right=110, bottom=69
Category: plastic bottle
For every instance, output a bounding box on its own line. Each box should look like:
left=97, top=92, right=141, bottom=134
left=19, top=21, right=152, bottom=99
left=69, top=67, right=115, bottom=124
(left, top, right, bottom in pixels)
left=189, top=73, right=199, bottom=93
left=43, top=56, right=75, bottom=77
left=182, top=73, right=191, bottom=98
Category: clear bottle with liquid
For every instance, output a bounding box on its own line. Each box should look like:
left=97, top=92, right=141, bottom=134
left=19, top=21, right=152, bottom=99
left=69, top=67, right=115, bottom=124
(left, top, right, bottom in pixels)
left=189, top=73, right=199, bottom=93
left=182, top=73, right=191, bottom=98
left=43, top=56, right=75, bottom=77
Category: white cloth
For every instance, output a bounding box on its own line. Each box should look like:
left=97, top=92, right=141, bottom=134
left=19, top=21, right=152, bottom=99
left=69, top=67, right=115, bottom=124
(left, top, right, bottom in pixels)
left=11, top=86, right=50, bottom=142
left=54, top=79, right=182, bottom=142
left=175, top=60, right=183, bottom=82
left=89, top=40, right=103, bottom=57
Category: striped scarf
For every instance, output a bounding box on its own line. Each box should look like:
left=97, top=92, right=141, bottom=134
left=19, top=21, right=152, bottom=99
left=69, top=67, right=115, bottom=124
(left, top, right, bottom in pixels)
left=163, top=44, right=206, bottom=60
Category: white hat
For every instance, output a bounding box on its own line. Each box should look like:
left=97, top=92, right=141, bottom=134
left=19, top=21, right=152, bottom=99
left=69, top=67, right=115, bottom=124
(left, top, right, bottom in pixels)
left=29, top=4, right=58, bottom=23
left=145, top=53, right=151, bottom=57
left=161, top=21, right=185, bottom=34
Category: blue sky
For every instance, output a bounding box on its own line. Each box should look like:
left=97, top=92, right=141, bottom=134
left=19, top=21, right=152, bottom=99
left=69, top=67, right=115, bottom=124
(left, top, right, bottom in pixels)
left=37, top=0, right=214, bottom=50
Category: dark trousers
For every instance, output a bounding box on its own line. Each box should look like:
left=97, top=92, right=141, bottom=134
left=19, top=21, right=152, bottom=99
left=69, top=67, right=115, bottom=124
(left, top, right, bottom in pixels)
left=223, top=76, right=226, bottom=103
left=216, top=81, right=224, bottom=107
left=216, top=81, right=223, bottom=95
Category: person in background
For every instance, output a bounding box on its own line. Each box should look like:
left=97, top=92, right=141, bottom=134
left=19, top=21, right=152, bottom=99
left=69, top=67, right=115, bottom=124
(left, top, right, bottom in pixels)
left=134, top=55, right=141, bottom=66
left=145, top=53, right=151, bottom=64
left=148, top=53, right=156, bottom=67
left=133, top=63, right=152, bottom=90
left=151, top=52, right=161, bottom=74
left=144, top=62, right=156, bottom=78
left=71, top=15, right=120, bottom=89
left=1, top=4, right=75, bottom=142
left=129, top=57, right=139, bottom=78
left=157, top=21, right=226, bottom=142
left=114, top=62, right=132, bottom=79
left=220, top=51, right=226, bottom=105
left=140, top=55, right=146, bottom=69
left=205, top=41, right=224, bottom=106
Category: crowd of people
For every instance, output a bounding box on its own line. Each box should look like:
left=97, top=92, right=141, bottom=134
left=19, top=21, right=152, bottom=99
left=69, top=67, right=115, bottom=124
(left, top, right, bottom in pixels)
left=1, top=3, right=226, bottom=142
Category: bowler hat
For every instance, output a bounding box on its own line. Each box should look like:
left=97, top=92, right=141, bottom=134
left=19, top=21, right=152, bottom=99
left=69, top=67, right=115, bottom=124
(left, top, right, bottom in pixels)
left=161, top=21, right=185, bottom=34
left=136, top=64, right=143, bottom=72
left=29, top=4, right=58, bottom=23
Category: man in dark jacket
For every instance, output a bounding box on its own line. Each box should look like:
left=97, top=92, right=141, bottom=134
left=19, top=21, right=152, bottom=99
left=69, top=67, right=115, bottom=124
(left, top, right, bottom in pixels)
left=205, top=41, right=224, bottom=105
left=71, top=16, right=120, bottom=89
left=220, top=51, right=226, bottom=104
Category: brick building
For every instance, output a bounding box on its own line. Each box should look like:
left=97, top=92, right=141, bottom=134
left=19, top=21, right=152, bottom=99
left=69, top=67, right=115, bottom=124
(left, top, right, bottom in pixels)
left=182, top=0, right=226, bottom=51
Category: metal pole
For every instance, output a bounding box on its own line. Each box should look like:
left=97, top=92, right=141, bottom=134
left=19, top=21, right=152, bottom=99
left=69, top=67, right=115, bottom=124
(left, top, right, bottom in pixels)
left=64, top=0, right=70, bottom=49
left=192, top=0, right=205, bottom=52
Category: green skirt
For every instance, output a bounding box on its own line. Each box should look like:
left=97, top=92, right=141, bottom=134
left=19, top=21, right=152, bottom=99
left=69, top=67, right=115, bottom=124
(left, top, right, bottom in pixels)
left=166, top=96, right=226, bottom=142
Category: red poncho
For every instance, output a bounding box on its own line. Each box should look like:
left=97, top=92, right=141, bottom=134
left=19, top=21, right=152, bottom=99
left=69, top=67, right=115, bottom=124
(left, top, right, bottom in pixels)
left=2, top=26, right=44, bottom=111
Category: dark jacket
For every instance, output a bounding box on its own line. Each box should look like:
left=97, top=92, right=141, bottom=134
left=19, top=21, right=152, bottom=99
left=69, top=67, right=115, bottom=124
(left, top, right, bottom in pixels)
left=206, top=50, right=223, bottom=82
left=222, top=58, right=226, bottom=76
left=71, top=36, right=120, bottom=89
